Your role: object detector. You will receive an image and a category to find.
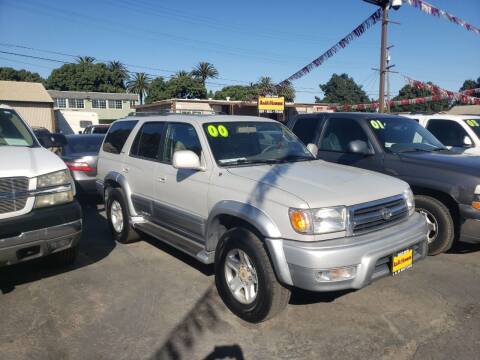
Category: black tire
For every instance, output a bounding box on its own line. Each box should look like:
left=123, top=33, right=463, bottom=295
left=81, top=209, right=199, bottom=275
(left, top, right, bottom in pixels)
left=416, top=195, right=455, bottom=255
left=106, top=188, right=140, bottom=244
left=48, top=245, right=78, bottom=267
left=215, top=228, right=291, bottom=323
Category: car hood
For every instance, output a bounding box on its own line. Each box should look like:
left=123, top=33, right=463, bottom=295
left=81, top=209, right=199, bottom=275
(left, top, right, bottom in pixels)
left=0, top=146, right=67, bottom=178
left=227, top=160, right=408, bottom=208
left=399, top=151, right=480, bottom=176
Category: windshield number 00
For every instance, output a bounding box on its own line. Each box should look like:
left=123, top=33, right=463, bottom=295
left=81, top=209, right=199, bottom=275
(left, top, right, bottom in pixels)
left=208, top=125, right=229, bottom=137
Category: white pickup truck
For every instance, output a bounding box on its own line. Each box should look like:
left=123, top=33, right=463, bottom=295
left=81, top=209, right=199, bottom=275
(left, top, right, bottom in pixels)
left=0, top=105, right=82, bottom=267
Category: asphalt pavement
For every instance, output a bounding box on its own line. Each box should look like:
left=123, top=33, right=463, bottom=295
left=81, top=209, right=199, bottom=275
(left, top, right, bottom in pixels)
left=0, top=203, right=479, bottom=360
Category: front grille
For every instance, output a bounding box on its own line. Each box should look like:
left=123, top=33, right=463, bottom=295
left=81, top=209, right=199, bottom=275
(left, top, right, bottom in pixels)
left=0, top=177, right=29, bottom=214
left=351, top=195, right=408, bottom=235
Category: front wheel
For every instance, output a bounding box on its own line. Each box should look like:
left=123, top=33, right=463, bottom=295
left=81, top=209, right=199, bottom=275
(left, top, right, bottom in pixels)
left=106, top=188, right=139, bottom=244
left=215, top=228, right=290, bottom=323
left=415, top=195, right=455, bottom=255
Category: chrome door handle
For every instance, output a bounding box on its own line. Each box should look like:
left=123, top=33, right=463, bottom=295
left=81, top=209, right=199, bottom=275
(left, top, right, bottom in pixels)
left=122, top=167, right=129, bottom=173
left=157, top=176, right=166, bottom=183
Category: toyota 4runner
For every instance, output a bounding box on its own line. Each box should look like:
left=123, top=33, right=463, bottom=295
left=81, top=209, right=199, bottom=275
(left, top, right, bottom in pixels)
left=97, top=114, right=428, bottom=322
left=0, top=105, right=82, bottom=267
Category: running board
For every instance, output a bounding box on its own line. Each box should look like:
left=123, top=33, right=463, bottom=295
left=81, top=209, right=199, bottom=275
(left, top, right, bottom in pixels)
left=134, top=221, right=214, bottom=264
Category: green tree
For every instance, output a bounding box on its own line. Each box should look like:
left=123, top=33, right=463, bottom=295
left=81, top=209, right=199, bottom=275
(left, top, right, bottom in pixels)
left=145, top=76, right=169, bottom=104
left=191, top=62, right=219, bottom=86
left=317, top=73, right=369, bottom=104
left=127, top=72, right=151, bottom=104
left=460, top=77, right=480, bottom=97
left=276, top=81, right=295, bottom=102
left=257, top=76, right=276, bottom=97
left=214, top=85, right=258, bottom=101
left=45, top=62, right=126, bottom=92
left=76, top=56, right=96, bottom=64
left=108, top=61, right=129, bottom=87
left=165, top=73, right=207, bottom=99
left=390, top=84, right=450, bottom=113
left=0, top=67, right=44, bottom=83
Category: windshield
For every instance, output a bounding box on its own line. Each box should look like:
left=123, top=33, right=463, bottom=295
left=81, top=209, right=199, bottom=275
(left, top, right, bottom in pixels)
left=368, top=117, right=445, bottom=153
left=0, top=108, right=35, bottom=147
left=203, top=121, right=315, bottom=166
left=464, top=119, right=480, bottom=137
left=63, top=135, right=104, bottom=155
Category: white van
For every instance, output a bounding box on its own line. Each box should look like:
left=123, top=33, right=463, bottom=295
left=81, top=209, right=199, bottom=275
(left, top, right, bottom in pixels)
left=404, top=114, right=480, bottom=155
left=55, top=110, right=99, bottom=135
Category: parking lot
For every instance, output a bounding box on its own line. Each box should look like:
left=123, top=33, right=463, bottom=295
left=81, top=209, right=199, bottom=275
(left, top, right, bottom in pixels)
left=0, top=203, right=479, bottom=360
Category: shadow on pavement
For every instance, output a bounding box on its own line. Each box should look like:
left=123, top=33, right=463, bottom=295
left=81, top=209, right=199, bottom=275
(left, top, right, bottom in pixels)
left=290, top=288, right=353, bottom=305
left=0, top=202, right=115, bottom=294
left=151, top=284, right=231, bottom=360
left=204, top=345, right=245, bottom=360
left=448, top=241, right=480, bottom=254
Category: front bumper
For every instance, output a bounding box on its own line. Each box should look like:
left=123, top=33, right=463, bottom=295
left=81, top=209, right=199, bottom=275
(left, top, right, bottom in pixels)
left=0, top=201, right=82, bottom=266
left=459, top=204, right=480, bottom=244
left=266, top=213, right=428, bottom=292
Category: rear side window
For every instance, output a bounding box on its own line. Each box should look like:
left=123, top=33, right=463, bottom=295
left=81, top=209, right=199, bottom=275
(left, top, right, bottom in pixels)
left=103, top=120, right=138, bottom=154
left=291, top=117, right=320, bottom=145
left=161, top=123, right=202, bottom=164
left=130, top=122, right=165, bottom=160
left=426, top=119, right=469, bottom=147
left=319, top=118, right=370, bottom=153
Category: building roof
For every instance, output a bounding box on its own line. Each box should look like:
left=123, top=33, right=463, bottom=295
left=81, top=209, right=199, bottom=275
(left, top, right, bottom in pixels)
left=0, top=80, right=53, bottom=103
left=136, top=98, right=330, bottom=109
left=47, top=90, right=138, bottom=101
left=447, top=105, right=480, bottom=115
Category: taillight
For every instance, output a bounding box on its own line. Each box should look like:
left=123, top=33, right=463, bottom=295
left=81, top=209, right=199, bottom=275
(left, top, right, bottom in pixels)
left=66, top=161, right=95, bottom=172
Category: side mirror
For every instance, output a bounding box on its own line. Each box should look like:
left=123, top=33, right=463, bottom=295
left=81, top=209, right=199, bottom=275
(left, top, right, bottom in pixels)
left=463, top=136, right=473, bottom=148
left=37, top=133, right=67, bottom=148
left=307, top=143, right=318, bottom=157
left=172, top=150, right=204, bottom=171
left=348, top=140, right=374, bottom=155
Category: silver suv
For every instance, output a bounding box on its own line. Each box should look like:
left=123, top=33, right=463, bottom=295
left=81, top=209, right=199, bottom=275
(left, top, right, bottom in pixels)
left=96, top=114, right=428, bottom=322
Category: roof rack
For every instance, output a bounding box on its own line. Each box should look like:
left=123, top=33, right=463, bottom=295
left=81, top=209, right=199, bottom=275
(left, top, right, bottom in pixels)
left=128, top=110, right=218, bottom=117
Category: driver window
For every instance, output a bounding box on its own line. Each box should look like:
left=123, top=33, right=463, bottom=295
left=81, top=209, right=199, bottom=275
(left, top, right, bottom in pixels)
left=426, top=120, right=469, bottom=147
left=161, top=123, right=202, bottom=164
left=319, top=118, right=371, bottom=153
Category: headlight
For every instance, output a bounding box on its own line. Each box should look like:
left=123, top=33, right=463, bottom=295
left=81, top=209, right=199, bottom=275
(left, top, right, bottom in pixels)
left=35, top=190, right=73, bottom=208
left=289, top=206, right=346, bottom=235
left=37, top=170, right=71, bottom=188
left=403, top=188, right=415, bottom=216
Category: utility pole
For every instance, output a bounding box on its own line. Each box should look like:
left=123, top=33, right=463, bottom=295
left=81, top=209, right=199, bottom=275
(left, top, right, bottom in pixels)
left=379, top=4, right=388, bottom=113
left=363, top=0, right=402, bottom=112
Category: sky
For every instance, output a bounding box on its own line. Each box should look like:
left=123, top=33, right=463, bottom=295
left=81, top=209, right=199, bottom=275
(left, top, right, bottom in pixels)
left=0, top=0, right=479, bottom=103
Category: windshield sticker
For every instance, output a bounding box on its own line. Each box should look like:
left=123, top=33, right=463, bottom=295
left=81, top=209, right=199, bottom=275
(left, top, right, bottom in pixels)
left=466, top=119, right=479, bottom=127
left=207, top=125, right=229, bottom=138
left=207, top=125, right=219, bottom=137
left=237, top=126, right=257, bottom=134
left=370, top=120, right=385, bottom=129
left=217, top=125, right=229, bottom=137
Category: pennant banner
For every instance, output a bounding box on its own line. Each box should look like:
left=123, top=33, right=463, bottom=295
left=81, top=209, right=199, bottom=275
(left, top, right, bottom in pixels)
left=278, top=9, right=382, bottom=85
left=404, top=0, right=480, bottom=36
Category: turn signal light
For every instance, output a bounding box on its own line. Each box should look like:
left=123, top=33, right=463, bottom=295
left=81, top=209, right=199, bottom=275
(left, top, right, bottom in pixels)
left=289, top=209, right=311, bottom=234
left=472, top=201, right=480, bottom=210
left=66, top=161, right=94, bottom=172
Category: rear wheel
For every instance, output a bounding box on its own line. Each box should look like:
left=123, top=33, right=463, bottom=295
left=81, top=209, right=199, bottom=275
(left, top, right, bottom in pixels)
left=106, top=188, right=139, bottom=244
left=215, top=228, right=290, bottom=323
left=416, top=195, right=455, bottom=255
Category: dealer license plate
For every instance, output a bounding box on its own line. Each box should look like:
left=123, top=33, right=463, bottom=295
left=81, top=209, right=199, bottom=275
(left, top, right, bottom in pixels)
left=392, top=249, right=413, bottom=275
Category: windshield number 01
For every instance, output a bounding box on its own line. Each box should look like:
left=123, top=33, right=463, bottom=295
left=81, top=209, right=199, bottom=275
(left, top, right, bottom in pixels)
left=466, top=119, right=479, bottom=127
left=370, top=120, right=385, bottom=130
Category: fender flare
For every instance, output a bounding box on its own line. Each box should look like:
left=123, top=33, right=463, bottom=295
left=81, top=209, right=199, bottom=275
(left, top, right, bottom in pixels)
left=103, top=171, right=137, bottom=216
left=205, top=200, right=282, bottom=251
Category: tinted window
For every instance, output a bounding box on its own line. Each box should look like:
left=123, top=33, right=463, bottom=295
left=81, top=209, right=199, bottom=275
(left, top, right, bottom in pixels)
left=292, top=117, right=320, bottom=144
left=320, top=118, right=370, bottom=153
left=130, top=122, right=165, bottom=160
left=63, top=136, right=104, bottom=155
left=161, top=123, right=202, bottom=164
left=103, top=120, right=138, bottom=154
left=427, top=120, right=469, bottom=147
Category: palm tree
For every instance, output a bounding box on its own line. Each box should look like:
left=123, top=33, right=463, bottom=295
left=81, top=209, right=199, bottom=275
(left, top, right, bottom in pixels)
left=127, top=72, right=151, bottom=104
left=191, top=62, right=219, bottom=85
left=108, top=61, right=129, bottom=79
left=175, top=70, right=191, bottom=78
left=276, top=81, right=295, bottom=102
left=76, top=56, right=96, bottom=64
left=257, top=76, right=276, bottom=97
